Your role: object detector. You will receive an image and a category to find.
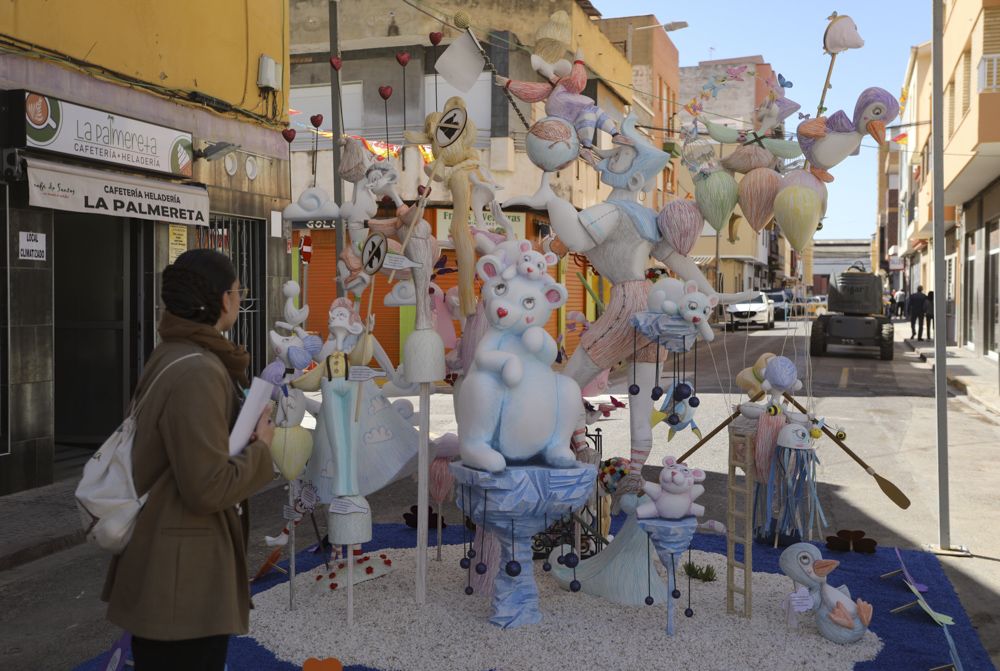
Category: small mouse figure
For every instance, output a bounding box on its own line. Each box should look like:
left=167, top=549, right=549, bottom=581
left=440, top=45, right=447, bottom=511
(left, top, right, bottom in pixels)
left=647, top=277, right=719, bottom=342
left=636, top=456, right=706, bottom=520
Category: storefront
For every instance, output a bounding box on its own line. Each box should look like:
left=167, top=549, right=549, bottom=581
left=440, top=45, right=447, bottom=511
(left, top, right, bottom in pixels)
left=1, top=88, right=289, bottom=493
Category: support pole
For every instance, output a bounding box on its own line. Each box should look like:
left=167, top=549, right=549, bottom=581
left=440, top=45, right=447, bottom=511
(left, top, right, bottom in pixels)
left=328, top=0, right=345, bottom=298
left=347, top=543, right=355, bottom=626
left=288, top=485, right=296, bottom=611
left=416, top=383, right=431, bottom=603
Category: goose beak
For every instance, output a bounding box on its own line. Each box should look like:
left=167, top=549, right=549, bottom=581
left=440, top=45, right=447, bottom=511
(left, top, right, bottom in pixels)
left=813, top=559, right=839, bottom=577
left=867, top=119, right=887, bottom=145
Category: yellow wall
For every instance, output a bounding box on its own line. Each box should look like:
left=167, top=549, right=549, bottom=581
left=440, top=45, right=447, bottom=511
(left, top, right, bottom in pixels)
left=1, top=0, right=289, bottom=124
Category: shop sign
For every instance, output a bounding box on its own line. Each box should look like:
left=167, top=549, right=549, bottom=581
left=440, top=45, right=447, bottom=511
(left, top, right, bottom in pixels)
left=27, top=159, right=209, bottom=226
left=437, top=208, right=524, bottom=242
left=17, top=231, right=46, bottom=261
left=23, top=91, right=194, bottom=177
left=889, top=256, right=904, bottom=271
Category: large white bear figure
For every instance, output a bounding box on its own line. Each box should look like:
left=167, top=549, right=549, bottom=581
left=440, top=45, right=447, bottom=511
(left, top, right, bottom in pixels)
left=456, top=255, right=583, bottom=473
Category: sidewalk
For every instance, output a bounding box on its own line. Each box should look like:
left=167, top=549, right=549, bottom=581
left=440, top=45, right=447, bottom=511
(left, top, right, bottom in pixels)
left=893, top=316, right=1000, bottom=415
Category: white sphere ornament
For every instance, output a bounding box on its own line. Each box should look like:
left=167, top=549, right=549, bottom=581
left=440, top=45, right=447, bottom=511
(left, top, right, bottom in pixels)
left=526, top=117, right=580, bottom=172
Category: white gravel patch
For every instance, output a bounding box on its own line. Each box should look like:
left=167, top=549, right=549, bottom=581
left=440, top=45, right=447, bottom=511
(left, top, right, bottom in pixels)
left=250, top=544, right=881, bottom=671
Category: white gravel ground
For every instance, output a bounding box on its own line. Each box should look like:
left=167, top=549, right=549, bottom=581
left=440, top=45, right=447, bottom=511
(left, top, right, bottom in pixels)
left=249, top=544, right=881, bottom=671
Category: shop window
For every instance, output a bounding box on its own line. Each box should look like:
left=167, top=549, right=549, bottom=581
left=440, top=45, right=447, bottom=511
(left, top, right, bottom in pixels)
left=964, top=233, right=976, bottom=347
left=988, top=221, right=999, bottom=353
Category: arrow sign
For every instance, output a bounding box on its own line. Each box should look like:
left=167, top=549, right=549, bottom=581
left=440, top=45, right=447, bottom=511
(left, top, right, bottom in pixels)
left=382, top=253, right=422, bottom=270
left=361, top=233, right=388, bottom=275
left=348, top=365, right=387, bottom=382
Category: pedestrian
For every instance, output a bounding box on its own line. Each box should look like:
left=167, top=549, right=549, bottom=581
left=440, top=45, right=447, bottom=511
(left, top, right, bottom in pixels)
left=907, top=285, right=928, bottom=340
left=894, top=288, right=905, bottom=317
left=924, top=290, right=935, bottom=338
left=101, top=249, right=276, bottom=671
left=888, top=292, right=896, bottom=318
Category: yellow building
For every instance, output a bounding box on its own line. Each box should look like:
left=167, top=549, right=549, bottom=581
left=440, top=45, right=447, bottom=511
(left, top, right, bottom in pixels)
left=0, top=1, right=291, bottom=493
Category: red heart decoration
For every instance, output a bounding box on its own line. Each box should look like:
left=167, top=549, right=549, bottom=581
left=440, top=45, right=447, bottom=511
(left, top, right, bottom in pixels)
left=329, top=56, right=342, bottom=71
left=378, top=85, right=393, bottom=101
left=281, top=128, right=296, bottom=143
left=417, top=184, right=431, bottom=197
left=303, top=658, right=344, bottom=671
left=429, top=32, right=443, bottom=46
left=310, top=114, right=323, bottom=128
left=396, top=52, right=411, bottom=67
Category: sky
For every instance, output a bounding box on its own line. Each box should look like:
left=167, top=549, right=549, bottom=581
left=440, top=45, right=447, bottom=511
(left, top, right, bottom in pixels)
left=593, top=0, right=931, bottom=240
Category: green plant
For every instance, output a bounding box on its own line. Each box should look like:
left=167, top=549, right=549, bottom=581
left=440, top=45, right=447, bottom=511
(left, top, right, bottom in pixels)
left=683, top=561, right=717, bottom=582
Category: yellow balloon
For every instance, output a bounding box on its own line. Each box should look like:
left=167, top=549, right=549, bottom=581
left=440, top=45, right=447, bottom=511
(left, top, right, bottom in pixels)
left=774, top=185, right=822, bottom=252
left=270, top=426, right=314, bottom=481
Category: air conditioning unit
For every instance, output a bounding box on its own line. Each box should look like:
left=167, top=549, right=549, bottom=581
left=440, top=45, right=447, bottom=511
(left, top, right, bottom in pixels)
left=258, top=55, right=282, bottom=92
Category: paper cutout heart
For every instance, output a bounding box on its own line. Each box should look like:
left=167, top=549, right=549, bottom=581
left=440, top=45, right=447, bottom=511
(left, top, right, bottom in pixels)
left=429, top=32, right=443, bottom=46
left=329, top=56, right=342, bottom=71
left=396, top=51, right=411, bottom=67
left=310, top=114, right=323, bottom=128
left=378, top=85, right=393, bottom=101
left=269, top=426, right=313, bottom=481
left=281, top=129, right=297, bottom=143
left=303, top=658, right=343, bottom=671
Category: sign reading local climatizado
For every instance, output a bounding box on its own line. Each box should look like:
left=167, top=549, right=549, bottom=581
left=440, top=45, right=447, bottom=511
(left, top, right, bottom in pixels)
left=27, top=158, right=209, bottom=226
left=23, top=91, right=194, bottom=177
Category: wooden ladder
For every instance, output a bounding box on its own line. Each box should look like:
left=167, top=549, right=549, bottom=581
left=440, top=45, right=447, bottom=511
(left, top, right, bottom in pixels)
left=726, top=416, right=756, bottom=618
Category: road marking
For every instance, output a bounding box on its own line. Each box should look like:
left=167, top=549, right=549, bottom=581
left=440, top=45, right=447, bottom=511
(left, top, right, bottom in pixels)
left=839, top=367, right=849, bottom=389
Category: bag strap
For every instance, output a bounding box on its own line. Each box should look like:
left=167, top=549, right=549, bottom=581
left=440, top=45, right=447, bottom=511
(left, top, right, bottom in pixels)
left=129, top=353, right=202, bottom=417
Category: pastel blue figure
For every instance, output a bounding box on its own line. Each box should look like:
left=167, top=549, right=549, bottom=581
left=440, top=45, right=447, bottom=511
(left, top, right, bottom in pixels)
left=779, top=542, right=874, bottom=645
left=651, top=380, right=702, bottom=442
left=456, top=254, right=583, bottom=472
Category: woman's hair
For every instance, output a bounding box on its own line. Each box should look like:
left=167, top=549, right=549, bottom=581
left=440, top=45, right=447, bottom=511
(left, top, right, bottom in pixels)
left=161, top=249, right=237, bottom=325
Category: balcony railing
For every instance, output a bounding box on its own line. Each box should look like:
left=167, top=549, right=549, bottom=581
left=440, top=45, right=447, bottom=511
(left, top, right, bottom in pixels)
left=979, top=54, right=1000, bottom=93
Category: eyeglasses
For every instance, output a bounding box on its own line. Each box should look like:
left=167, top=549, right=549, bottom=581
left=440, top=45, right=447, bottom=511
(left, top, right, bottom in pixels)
left=227, top=287, right=250, bottom=300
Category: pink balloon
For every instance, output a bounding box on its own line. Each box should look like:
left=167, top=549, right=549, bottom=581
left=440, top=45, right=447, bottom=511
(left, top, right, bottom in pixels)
left=656, top=200, right=704, bottom=256
left=738, top=167, right=782, bottom=232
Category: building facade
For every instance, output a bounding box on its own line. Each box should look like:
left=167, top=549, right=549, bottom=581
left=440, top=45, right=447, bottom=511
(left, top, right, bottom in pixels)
left=0, top=1, right=292, bottom=493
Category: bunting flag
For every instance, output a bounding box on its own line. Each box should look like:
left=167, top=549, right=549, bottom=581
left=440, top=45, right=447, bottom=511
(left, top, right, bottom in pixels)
left=890, top=132, right=908, bottom=145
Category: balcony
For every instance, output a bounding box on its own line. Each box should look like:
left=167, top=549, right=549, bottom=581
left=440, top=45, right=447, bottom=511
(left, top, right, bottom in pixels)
left=979, top=54, right=1000, bottom=93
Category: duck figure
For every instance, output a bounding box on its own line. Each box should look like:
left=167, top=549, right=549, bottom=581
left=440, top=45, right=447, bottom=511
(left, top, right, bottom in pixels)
left=796, top=87, right=898, bottom=183
left=779, top=542, right=873, bottom=644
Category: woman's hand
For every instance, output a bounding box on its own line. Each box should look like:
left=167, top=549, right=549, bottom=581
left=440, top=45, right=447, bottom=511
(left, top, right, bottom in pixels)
left=250, top=405, right=275, bottom=447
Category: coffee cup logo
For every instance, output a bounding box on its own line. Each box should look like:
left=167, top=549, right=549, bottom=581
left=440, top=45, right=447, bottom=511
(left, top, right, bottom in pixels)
left=25, top=93, right=61, bottom=145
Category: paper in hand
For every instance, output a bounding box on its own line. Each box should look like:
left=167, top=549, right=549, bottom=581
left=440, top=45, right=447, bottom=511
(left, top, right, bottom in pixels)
left=229, top=377, right=274, bottom=456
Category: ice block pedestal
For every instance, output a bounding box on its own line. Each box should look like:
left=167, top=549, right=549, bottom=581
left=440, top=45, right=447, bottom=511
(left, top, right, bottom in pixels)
left=451, top=462, right=596, bottom=628
left=638, top=516, right=698, bottom=635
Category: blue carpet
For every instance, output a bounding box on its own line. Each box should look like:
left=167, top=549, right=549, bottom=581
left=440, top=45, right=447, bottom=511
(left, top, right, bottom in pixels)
left=75, top=519, right=994, bottom=671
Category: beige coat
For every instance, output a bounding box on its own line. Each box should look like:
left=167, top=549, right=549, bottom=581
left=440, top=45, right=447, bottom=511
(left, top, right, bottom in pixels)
left=102, top=340, right=274, bottom=640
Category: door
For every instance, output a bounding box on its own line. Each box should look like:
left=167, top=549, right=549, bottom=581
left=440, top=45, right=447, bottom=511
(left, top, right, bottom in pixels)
left=54, top=213, right=134, bottom=445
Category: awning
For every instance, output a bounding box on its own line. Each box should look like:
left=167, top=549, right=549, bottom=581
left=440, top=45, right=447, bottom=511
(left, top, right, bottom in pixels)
left=691, top=255, right=714, bottom=267
left=26, top=157, right=209, bottom=226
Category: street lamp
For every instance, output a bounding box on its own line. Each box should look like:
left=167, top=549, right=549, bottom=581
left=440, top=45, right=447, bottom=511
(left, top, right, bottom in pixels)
left=635, top=21, right=689, bottom=32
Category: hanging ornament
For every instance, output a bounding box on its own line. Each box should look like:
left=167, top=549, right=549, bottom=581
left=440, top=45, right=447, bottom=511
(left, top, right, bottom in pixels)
left=656, top=200, right=703, bottom=256
left=378, top=85, right=393, bottom=101
left=395, top=51, right=411, bottom=67
left=694, top=170, right=738, bottom=233
left=738, top=167, right=781, bottom=233
left=329, top=56, right=343, bottom=71
left=774, top=185, right=823, bottom=252
left=429, top=31, right=443, bottom=46
left=310, top=114, right=324, bottom=128
left=281, top=128, right=296, bottom=143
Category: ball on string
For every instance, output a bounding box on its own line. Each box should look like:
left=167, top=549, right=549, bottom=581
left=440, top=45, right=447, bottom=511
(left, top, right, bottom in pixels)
left=651, top=386, right=663, bottom=401
left=467, top=549, right=476, bottom=559
left=459, top=557, right=470, bottom=569
left=685, top=607, right=694, bottom=618
left=689, top=396, right=701, bottom=407
left=564, top=552, right=579, bottom=569
left=557, top=554, right=565, bottom=565
left=464, top=585, right=474, bottom=596
left=629, top=384, right=640, bottom=396
left=667, top=414, right=681, bottom=426
left=674, top=383, right=692, bottom=400
left=475, top=562, right=488, bottom=575
left=644, top=596, right=655, bottom=605
left=569, top=579, right=581, bottom=592
left=542, top=561, right=552, bottom=572
left=505, top=560, right=522, bottom=577
left=672, top=588, right=681, bottom=599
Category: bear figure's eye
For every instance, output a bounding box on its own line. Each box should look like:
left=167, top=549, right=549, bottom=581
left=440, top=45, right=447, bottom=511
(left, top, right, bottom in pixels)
left=522, top=297, right=536, bottom=310
left=494, top=283, right=507, bottom=296
left=523, top=255, right=531, bottom=262
left=688, top=301, right=698, bottom=311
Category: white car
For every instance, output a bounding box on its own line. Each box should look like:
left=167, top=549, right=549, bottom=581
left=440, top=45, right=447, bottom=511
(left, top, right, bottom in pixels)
left=726, top=291, right=775, bottom=330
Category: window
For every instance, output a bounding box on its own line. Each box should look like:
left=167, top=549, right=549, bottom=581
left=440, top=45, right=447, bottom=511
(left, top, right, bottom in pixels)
left=962, top=50, right=971, bottom=115
left=946, top=81, right=954, bottom=137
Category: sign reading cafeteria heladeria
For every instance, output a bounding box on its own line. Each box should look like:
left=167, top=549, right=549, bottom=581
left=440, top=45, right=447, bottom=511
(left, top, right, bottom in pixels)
left=23, top=91, right=194, bottom=177
left=27, top=159, right=209, bottom=226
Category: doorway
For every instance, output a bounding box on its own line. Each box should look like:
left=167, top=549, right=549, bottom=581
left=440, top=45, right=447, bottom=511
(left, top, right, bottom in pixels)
left=53, top=213, right=152, bottom=473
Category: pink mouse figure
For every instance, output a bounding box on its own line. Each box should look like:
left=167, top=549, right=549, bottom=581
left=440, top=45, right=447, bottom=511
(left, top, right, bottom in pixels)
left=636, top=456, right=706, bottom=520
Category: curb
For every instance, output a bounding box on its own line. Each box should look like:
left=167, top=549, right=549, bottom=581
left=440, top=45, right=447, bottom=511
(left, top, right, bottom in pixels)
left=0, top=531, right=85, bottom=572
left=903, top=339, right=1000, bottom=416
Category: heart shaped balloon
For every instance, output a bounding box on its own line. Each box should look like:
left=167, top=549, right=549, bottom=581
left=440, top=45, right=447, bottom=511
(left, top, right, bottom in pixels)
left=774, top=185, right=823, bottom=252
left=378, top=85, right=393, bottom=101
left=396, top=51, right=411, bottom=67
left=269, top=426, right=313, bottom=481
left=281, top=128, right=296, bottom=143
left=656, top=200, right=703, bottom=256
left=329, top=56, right=342, bottom=71
left=303, top=658, right=344, bottom=671
left=738, top=167, right=781, bottom=232
left=310, top=114, right=323, bottom=128
left=429, top=32, right=443, bottom=46
left=694, top=170, right=739, bottom=233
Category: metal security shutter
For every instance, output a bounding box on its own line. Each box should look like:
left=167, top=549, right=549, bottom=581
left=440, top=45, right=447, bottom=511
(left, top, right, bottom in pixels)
left=561, top=258, right=587, bottom=357
left=197, top=215, right=267, bottom=377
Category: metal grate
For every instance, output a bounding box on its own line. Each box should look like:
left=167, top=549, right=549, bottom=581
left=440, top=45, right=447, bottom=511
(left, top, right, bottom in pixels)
left=195, top=214, right=268, bottom=379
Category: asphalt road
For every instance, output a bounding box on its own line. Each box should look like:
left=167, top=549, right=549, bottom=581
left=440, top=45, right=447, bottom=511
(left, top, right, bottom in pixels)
left=1, top=318, right=998, bottom=669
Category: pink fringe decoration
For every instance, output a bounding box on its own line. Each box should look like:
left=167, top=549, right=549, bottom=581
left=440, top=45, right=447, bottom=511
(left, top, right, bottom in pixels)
left=507, top=79, right=553, bottom=104
left=656, top=200, right=703, bottom=257
left=429, top=456, right=455, bottom=505
left=754, top=413, right=786, bottom=481
left=469, top=527, right=503, bottom=596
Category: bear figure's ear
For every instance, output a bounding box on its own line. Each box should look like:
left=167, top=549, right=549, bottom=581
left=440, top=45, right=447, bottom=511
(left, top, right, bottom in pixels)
left=476, top=255, right=503, bottom=282
left=684, top=280, right=699, bottom=294
left=543, top=283, right=568, bottom=308
left=663, top=455, right=677, bottom=467
left=543, top=252, right=558, bottom=266
left=691, top=468, right=706, bottom=482
left=519, top=240, right=532, bottom=252
left=708, top=294, right=719, bottom=308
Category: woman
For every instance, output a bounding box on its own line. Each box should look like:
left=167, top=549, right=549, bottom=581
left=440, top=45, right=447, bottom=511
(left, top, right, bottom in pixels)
left=925, top=290, right=935, bottom=337
left=102, top=249, right=275, bottom=670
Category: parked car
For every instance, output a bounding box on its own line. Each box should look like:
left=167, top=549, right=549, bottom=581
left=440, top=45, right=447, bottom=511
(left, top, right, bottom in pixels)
left=726, top=291, right=775, bottom=330
left=765, top=290, right=791, bottom=320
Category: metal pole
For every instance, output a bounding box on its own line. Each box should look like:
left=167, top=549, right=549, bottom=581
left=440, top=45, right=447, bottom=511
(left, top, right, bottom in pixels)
left=416, top=382, right=431, bottom=603
left=329, top=0, right=345, bottom=298
left=931, top=0, right=960, bottom=554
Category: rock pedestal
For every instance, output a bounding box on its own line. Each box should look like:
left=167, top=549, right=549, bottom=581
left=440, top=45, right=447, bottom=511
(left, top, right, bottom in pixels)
left=638, top=516, right=699, bottom=635
left=451, top=463, right=596, bottom=628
